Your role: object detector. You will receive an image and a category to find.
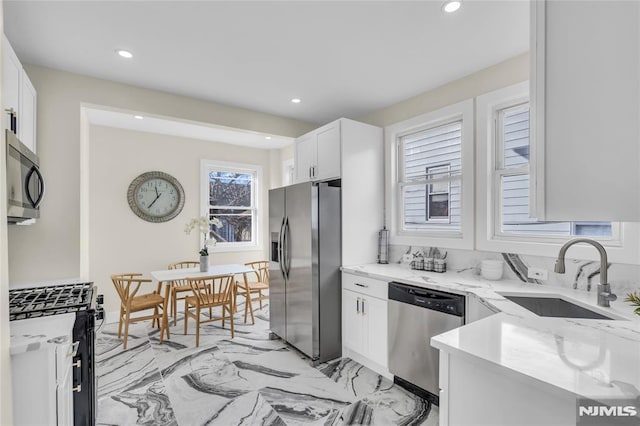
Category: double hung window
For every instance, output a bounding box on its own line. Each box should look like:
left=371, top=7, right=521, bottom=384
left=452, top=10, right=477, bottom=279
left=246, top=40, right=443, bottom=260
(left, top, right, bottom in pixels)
left=399, top=122, right=461, bottom=231
left=201, top=160, right=261, bottom=251
left=388, top=99, right=474, bottom=248
left=474, top=82, right=631, bottom=261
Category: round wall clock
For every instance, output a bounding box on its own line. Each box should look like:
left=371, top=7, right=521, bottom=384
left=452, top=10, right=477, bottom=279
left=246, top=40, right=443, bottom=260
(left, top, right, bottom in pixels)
left=127, top=171, right=185, bottom=223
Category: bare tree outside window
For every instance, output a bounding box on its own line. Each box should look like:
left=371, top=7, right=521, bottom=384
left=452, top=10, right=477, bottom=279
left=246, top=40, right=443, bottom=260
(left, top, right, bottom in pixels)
left=208, top=171, right=254, bottom=243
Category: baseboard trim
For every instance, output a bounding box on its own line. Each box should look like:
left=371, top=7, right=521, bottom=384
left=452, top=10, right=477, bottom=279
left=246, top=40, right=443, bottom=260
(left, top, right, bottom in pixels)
left=342, top=347, right=393, bottom=380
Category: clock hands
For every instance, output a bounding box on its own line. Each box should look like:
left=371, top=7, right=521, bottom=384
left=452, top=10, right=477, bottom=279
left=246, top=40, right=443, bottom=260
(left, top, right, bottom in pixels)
left=148, top=190, right=162, bottom=209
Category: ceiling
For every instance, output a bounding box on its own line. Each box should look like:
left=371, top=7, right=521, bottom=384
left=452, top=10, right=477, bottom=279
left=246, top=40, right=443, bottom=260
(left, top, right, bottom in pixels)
left=86, top=107, right=294, bottom=149
left=4, top=0, right=529, bottom=125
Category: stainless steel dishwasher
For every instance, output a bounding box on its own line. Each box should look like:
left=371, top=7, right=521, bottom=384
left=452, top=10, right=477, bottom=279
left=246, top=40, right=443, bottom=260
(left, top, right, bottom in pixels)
left=388, top=282, right=465, bottom=405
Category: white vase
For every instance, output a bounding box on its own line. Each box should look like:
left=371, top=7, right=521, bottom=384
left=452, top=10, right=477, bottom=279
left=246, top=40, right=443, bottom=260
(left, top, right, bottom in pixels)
left=200, top=255, right=209, bottom=272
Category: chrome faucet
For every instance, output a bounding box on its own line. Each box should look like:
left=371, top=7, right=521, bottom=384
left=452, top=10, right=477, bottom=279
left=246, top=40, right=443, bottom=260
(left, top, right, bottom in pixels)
left=554, top=238, right=617, bottom=307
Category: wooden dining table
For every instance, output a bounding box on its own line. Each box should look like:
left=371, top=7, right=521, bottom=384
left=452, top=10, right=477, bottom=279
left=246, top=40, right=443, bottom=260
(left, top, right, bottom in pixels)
left=149, top=263, right=254, bottom=342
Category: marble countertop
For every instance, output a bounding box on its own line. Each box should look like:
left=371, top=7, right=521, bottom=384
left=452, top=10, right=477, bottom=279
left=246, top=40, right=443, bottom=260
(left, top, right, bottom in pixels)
left=341, top=263, right=640, bottom=399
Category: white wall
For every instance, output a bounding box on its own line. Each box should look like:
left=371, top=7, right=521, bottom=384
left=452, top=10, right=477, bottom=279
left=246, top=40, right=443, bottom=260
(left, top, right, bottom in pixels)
left=358, top=53, right=529, bottom=127
left=0, top=0, right=14, bottom=421
left=89, top=125, right=272, bottom=313
left=8, top=65, right=314, bottom=285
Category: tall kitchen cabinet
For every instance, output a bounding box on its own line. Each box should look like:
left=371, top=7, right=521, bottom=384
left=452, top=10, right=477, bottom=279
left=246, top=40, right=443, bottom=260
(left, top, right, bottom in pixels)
left=2, top=35, right=37, bottom=153
left=294, top=118, right=383, bottom=266
left=529, top=0, right=640, bottom=221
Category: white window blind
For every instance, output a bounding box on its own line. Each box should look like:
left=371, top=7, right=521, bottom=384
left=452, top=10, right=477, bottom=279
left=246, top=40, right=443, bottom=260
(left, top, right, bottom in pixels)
left=399, top=120, right=462, bottom=232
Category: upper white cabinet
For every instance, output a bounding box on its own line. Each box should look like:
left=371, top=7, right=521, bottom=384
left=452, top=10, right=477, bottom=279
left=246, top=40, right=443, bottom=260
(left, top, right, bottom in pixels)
left=295, top=121, right=341, bottom=182
left=20, top=75, right=37, bottom=152
left=2, top=35, right=37, bottom=153
left=294, top=133, right=316, bottom=183
left=529, top=0, right=640, bottom=221
left=295, top=118, right=384, bottom=266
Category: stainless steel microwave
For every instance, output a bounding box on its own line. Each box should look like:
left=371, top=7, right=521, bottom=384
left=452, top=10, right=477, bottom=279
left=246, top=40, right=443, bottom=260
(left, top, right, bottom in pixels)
left=6, top=130, right=44, bottom=223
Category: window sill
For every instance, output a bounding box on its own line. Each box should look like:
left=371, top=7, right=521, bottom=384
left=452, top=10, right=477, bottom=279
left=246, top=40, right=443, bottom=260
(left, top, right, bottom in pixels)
left=476, top=223, right=639, bottom=265
left=211, top=243, right=263, bottom=254
left=391, top=233, right=473, bottom=250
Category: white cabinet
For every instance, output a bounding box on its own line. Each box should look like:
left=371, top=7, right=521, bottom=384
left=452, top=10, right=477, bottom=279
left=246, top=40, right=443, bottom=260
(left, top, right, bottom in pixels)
left=529, top=0, right=640, bottom=221
left=342, top=289, right=364, bottom=353
left=438, top=352, right=577, bottom=426
left=2, top=36, right=20, bottom=135
left=294, top=121, right=341, bottom=182
left=294, top=133, right=315, bottom=183
left=314, top=123, right=341, bottom=181
left=294, top=118, right=383, bottom=266
left=10, top=313, right=76, bottom=426
left=341, top=272, right=389, bottom=375
left=2, top=34, right=37, bottom=153
left=20, top=75, right=37, bottom=152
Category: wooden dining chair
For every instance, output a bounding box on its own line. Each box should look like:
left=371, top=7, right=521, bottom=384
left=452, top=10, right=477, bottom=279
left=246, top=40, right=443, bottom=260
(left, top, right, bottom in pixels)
left=236, top=260, right=269, bottom=324
left=168, top=261, right=202, bottom=325
left=111, top=273, right=166, bottom=349
left=184, top=274, right=235, bottom=346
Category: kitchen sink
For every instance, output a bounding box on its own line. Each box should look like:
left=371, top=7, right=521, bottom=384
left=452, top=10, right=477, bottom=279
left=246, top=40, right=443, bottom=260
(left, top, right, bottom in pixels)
left=500, top=294, right=621, bottom=320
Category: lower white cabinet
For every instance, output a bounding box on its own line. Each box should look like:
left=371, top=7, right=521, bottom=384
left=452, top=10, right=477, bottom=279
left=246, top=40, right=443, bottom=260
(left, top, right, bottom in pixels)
left=10, top=313, right=76, bottom=426
left=341, top=272, right=389, bottom=375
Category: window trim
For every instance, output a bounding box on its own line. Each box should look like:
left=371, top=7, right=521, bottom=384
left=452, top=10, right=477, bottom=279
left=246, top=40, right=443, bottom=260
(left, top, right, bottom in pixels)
left=475, top=82, right=639, bottom=264
left=386, top=99, right=474, bottom=249
left=200, top=159, right=263, bottom=253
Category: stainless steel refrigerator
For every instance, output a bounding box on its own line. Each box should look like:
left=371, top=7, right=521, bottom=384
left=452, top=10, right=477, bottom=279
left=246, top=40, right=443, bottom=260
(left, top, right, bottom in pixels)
left=269, top=181, right=342, bottom=364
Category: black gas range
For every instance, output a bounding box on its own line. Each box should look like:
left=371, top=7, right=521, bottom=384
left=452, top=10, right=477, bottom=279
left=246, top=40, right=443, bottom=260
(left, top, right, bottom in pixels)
left=9, top=282, right=104, bottom=426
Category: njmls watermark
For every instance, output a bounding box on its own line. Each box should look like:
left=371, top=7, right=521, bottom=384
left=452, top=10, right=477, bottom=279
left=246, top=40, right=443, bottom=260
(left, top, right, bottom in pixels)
left=577, top=398, right=640, bottom=425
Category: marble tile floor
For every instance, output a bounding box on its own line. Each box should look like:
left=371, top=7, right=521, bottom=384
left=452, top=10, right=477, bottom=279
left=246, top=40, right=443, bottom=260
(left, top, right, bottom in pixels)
left=95, top=303, right=438, bottom=426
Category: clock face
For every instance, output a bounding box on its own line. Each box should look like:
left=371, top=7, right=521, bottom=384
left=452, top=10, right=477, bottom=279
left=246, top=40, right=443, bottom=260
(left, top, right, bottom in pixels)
left=127, top=172, right=185, bottom=223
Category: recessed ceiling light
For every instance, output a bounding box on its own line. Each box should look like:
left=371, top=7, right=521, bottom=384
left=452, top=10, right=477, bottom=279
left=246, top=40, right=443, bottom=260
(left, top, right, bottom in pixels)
left=442, top=0, right=461, bottom=13
left=116, top=49, right=133, bottom=59
left=265, top=136, right=272, bottom=140
left=291, top=98, right=301, bottom=104
left=133, top=115, right=144, bottom=120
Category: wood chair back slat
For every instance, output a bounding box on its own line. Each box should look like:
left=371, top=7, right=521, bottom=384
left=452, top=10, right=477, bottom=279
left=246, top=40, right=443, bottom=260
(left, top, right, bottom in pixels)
left=187, top=274, right=234, bottom=306
left=245, top=261, right=269, bottom=284
left=168, top=261, right=199, bottom=287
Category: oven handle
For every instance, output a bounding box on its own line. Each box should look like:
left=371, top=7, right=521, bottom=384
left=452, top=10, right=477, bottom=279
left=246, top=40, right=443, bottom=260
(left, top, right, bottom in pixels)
left=68, top=341, right=80, bottom=358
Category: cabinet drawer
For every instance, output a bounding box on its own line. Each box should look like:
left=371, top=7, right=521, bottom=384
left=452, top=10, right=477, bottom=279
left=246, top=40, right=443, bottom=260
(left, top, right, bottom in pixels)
left=342, top=273, right=387, bottom=300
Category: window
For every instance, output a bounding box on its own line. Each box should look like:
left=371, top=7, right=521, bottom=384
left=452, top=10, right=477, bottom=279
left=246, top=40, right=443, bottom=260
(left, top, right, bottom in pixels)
left=495, top=102, right=612, bottom=238
left=475, top=82, right=638, bottom=263
left=426, top=164, right=451, bottom=221
left=201, top=160, right=262, bottom=251
left=387, top=99, right=474, bottom=249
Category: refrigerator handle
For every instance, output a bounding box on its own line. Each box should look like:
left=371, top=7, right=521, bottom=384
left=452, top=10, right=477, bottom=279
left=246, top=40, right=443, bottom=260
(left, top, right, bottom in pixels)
left=278, top=217, right=287, bottom=280
left=285, top=217, right=292, bottom=277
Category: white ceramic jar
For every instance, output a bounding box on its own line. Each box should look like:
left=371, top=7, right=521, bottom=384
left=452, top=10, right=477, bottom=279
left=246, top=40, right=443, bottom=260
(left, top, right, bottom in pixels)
left=480, top=260, right=504, bottom=280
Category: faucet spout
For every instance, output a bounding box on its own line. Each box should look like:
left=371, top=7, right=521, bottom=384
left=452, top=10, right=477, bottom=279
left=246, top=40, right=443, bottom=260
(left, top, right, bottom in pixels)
left=554, top=238, right=615, bottom=307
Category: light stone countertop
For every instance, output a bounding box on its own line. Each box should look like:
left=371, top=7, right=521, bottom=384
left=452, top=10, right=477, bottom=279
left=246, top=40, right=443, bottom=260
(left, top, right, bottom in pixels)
left=341, top=263, right=640, bottom=399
